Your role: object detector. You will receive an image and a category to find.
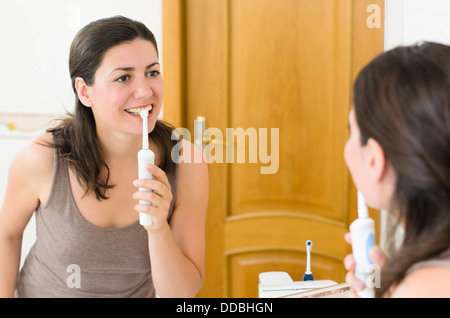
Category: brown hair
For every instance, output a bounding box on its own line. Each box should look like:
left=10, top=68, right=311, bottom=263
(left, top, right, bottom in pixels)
left=353, top=42, right=450, bottom=297
left=47, top=16, right=176, bottom=200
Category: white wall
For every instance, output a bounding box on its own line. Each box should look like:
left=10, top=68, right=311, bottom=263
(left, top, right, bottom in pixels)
left=0, top=0, right=162, bottom=268
left=385, top=0, right=450, bottom=50
left=0, top=0, right=163, bottom=116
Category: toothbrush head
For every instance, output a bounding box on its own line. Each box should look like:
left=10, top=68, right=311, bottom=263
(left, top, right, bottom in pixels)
left=140, top=110, right=149, bottom=120
left=306, top=240, right=312, bottom=251
left=140, top=110, right=149, bottom=149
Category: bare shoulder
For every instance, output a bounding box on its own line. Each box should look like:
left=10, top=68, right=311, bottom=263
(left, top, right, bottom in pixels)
left=170, top=139, right=208, bottom=222
left=12, top=132, right=54, bottom=178
left=8, top=132, right=55, bottom=202
left=0, top=132, right=55, bottom=235
left=391, top=266, right=450, bottom=298
left=30, top=131, right=54, bottom=163
left=176, top=139, right=209, bottom=198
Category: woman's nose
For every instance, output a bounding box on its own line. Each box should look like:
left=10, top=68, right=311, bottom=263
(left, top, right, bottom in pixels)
left=133, top=76, right=153, bottom=99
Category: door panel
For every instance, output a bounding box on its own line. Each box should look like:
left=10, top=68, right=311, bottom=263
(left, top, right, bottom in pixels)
left=163, top=0, right=384, bottom=297
left=229, top=0, right=351, bottom=221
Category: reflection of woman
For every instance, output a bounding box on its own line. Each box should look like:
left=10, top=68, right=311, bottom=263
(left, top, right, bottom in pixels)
left=344, top=42, right=450, bottom=297
left=0, top=16, right=208, bottom=297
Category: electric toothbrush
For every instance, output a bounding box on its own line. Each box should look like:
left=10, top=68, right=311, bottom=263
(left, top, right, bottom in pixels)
left=349, top=190, right=375, bottom=298
left=303, top=240, right=314, bottom=281
left=138, top=110, right=155, bottom=226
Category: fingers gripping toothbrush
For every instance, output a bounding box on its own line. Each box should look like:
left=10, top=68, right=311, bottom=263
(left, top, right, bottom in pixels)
left=138, top=110, right=155, bottom=226
left=350, top=191, right=376, bottom=298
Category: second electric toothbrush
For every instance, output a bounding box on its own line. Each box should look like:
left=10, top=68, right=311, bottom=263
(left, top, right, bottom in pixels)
left=349, top=190, right=376, bottom=298
left=303, top=240, right=314, bottom=281
left=138, top=110, right=155, bottom=226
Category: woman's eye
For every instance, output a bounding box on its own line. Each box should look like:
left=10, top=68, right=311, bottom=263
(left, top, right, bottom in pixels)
left=116, top=75, right=130, bottom=83
left=147, top=70, right=160, bottom=78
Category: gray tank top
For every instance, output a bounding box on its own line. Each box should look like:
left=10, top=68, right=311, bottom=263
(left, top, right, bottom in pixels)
left=16, top=151, right=178, bottom=297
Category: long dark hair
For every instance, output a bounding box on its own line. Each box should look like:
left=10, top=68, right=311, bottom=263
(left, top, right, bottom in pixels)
left=47, top=16, right=176, bottom=200
left=353, top=42, right=450, bottom=297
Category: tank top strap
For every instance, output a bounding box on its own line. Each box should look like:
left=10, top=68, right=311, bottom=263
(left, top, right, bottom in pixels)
left=40, top=150, right=77, bottom=217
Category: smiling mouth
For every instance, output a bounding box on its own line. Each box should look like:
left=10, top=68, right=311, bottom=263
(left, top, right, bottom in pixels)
left=124, top=104, right=153, bottom=114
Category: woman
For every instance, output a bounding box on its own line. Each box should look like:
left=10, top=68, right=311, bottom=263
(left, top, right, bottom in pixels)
left=0, top=16, right=208, bottom=297
left=344, top=42, right=450, bottom=297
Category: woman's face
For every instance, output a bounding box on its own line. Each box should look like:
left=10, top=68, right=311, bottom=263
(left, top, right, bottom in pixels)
left=83, top=38, right=163, bottom=138
left=344, top=108, right=395, bottom=211
left=344, top=108, right=375, bottom=205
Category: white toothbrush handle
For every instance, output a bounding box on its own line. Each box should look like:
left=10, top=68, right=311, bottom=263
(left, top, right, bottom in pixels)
left=350, top=217, right=376, bottom=298
left=138, top=149, right=155, bottom=226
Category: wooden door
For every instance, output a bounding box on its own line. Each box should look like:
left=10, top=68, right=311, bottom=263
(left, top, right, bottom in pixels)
left=163, top=0, right=384, bottom=297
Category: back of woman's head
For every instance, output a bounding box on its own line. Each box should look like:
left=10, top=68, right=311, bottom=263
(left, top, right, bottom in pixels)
left=353, top=42, right=450, bottom=297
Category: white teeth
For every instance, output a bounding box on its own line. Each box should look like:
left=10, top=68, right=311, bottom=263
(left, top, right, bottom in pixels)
left=125, top=105, right=153, bottom=114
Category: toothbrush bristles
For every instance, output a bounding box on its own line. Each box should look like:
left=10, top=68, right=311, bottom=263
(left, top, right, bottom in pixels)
left=140, top=110, right=149, bottom=120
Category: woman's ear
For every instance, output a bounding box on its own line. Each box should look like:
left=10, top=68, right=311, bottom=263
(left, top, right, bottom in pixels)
left=366, top=137, right=388, bottom=183
left=74, top=77, right=93, bottom=107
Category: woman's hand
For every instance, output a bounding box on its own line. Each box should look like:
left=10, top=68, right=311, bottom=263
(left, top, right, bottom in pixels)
left=343, top=232, right=387, bottom=297
left=133, top=164, right=173, bottom=231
